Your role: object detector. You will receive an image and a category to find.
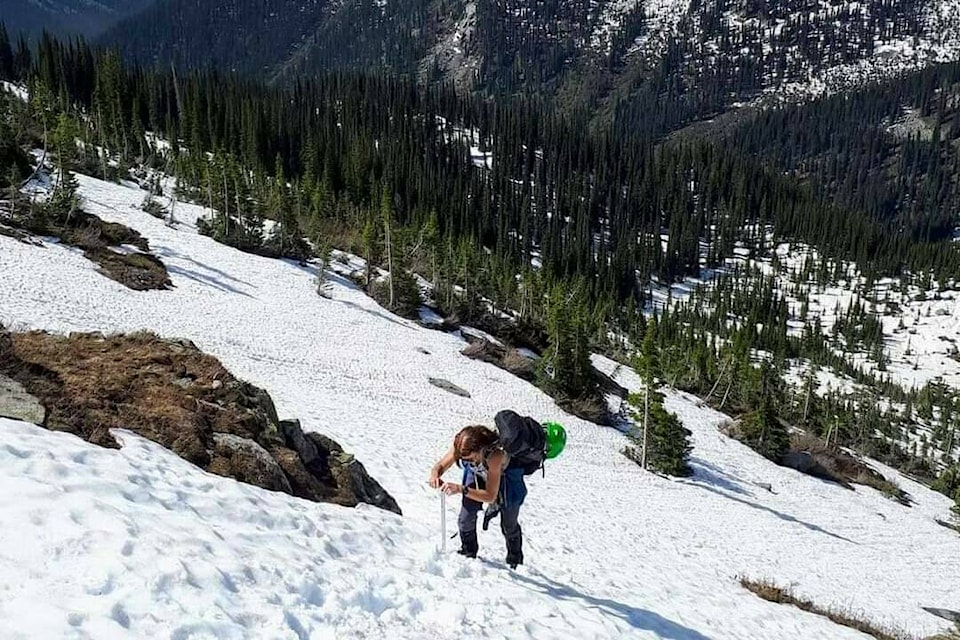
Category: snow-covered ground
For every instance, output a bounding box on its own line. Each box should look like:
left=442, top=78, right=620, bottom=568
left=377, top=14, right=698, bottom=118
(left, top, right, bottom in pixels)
left=1, top=81, right=28, bottom=102
left=590, top=0, right=643, bottom=53
left=1, top=174, right=958, bottom=639
left=657, top=234, right=960, bottom=396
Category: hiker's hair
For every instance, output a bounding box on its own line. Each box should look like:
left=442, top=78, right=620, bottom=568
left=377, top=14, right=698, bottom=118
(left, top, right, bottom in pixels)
left=455, top=425, right=500, bottom=459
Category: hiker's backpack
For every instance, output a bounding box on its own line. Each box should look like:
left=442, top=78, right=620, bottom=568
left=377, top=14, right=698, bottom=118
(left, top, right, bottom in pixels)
left=494, top=410, right=547, bottom=475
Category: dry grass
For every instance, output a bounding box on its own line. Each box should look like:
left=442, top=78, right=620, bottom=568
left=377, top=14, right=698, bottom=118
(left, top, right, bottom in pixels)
left=740, top=578, right=916, bottom=640
left=0, top=330, right=261, bottom=462
left=86, top=247, right=172, bottom=291
left=6, top=207, right=170, bottom=290
left=788, top=433, right=911, bottom=505
left=501, top=348, right=537, bottom=380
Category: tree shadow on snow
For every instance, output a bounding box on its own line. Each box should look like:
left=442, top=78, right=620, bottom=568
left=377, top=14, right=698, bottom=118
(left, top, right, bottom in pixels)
left=687, top=458, right=753, bottom=496
left=680, top=482, right=856, bottom=544
left=322, top=270, right=361, bottom=292
left=329, top=297, right=417, bottom=331
left=494, top=563, right=713, bottom=639
left=153, top=247, right=256, bottom=295
left=166, top=264, right=255, bottom=298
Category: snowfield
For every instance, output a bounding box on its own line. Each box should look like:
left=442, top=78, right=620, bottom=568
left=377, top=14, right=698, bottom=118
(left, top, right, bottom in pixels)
left=1, top=175, right=958, bottom=639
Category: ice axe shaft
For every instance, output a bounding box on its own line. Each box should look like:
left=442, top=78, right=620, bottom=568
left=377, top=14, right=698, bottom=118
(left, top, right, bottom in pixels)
left=440, top=490, right=447, bottom=552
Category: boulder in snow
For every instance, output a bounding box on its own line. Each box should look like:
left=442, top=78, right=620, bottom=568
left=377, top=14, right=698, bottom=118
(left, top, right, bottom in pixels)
left=0, top=329, right=400, bottom=515
left=211, top=433, right=293, bottom=494
left=0, top=373, right=46, bottom=425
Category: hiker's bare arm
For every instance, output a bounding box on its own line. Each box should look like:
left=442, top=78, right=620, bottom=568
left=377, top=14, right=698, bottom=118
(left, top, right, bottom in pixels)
left=467, top=450, right=504, bottom=503
left=429, top=444, right=456, bottom=488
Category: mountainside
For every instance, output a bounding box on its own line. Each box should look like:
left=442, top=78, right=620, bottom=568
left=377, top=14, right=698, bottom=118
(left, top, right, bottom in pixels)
left=1, top=171, right=958, bottom=639
left=0, top=0, right=154, bottom=39
left=102, top=0, right=960, bottom=132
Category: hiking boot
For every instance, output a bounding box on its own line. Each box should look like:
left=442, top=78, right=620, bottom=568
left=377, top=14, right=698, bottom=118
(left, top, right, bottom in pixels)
left=458, top=529, right=478, bottom=559
left=506, top=551, right=523, bottom=569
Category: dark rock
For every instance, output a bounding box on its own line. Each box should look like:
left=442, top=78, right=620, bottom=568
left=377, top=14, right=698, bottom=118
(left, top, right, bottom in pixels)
left=281, top=419, right=327, bottom=474
left=282, top=420, right=401, bottom=514
left=306, top=431, right=344, bottom=456
left=428, top=377, right=471, bottom=398
left=270, top=445, right=338, bottom=503
left=594, top=366, right=629, bottom=400
left=781, top=450, right=853, bottom=489
left=306, top=433, right=401, bottom=515
left=556, top=393, right=612, bottom=426
left=210, top=433, right=292, bottom=494
left=251, top=386, right=281, bottom=431
left=328, top=453, right=402, bottom=515
left=0, top=328, right=401, bottom=515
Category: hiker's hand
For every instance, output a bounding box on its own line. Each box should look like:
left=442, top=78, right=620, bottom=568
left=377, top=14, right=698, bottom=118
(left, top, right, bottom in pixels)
left=428, top=474, right=442, bottom=489
left=441, top=482, right=463, bottom=496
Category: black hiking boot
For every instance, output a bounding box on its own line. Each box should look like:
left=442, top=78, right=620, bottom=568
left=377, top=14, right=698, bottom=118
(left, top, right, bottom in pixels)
left=506, top=551, right=523, bottom=569
left=458, top=529, right=478, bottom=559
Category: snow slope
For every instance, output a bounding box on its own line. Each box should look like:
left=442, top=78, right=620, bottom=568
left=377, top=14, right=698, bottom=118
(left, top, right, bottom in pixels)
left=1, top=175, right=958, bottom=639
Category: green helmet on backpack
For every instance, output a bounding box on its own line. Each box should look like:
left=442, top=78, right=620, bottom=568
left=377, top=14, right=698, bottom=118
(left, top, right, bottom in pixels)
left=542, top=421, right=566, bottom=459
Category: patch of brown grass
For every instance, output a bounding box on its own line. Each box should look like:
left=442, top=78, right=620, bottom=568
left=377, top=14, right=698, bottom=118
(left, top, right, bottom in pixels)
left=501, top=348, right=536, bottom=381
left=86, top=247, right=172, bottom=291
left=2, top=331, right=262, bottom=462
left=791, top=433, right=911, bottom=505
left=740, top=578, right=916, bottom=640
left=62, top=212, right=149, bottom=252
left=6, top=207, right=170, bottom=290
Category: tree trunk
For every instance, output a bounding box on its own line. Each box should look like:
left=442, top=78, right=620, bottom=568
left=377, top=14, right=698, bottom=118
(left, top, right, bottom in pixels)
left=720, top=378, right=732, bottom=409
left=384, top=215, right=394, bottom=308
left=641, top=384, right=650, bottom=470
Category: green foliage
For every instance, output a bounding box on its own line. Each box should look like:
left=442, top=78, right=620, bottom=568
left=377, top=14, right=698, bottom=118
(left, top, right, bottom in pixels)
left=0, top=93, right=30, bottom=186
left=933, top=465, right=960, bottom=506
left=737, top=361, right=790, bottom=462
left=647, top=400, right=694, bottom=476
left=385, top=265, right=422, bottom=317
left=539, top=282, right=597, bottom=400
left=624, top=322, right=693, bottom=476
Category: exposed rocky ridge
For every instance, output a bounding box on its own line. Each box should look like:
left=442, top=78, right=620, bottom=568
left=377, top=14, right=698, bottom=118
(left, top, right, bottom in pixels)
left=0, top=325, right=400, bottom=515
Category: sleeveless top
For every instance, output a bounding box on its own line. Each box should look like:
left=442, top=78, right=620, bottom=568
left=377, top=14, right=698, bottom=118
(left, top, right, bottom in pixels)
left=462, top=447, right=509, bottom=487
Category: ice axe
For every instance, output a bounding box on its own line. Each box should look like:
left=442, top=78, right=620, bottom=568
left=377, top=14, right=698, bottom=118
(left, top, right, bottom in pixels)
left=440, top=489, right=447, bottom=552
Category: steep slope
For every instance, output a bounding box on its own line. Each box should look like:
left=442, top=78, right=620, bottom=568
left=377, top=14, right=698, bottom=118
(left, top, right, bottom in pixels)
left=0, top=172, right=957, bottom=638
left=0, top=0, right=154, bottom=39
left=100, top=0, right=960, bottom=130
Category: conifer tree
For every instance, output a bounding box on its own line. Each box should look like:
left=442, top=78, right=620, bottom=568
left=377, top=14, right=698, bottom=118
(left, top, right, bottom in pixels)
left=381, top=184, right=395, bottom=308
left=362, top=213, right=380, bottom=292
left=624, top=319, right=693, bottom=476
left=48, top=112, right=80, bottom=224
left=738, top=360, right=791, bottom=461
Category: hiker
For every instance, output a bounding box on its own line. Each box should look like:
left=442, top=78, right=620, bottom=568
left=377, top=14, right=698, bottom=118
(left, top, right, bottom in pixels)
left=429, top=425, right=527, bottom=568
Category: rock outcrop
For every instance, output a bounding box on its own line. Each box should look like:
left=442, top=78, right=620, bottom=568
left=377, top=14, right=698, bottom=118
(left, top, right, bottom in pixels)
left=0, top=328, right=401, bottom=515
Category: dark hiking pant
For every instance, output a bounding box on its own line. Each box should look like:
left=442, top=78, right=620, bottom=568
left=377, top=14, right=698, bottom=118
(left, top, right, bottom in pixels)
left=458, top=488, right=523, bottom=564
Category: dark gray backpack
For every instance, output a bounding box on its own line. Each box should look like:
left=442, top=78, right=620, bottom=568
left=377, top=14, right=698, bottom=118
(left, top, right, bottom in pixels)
left=494, top=410, right=546, bottom=475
